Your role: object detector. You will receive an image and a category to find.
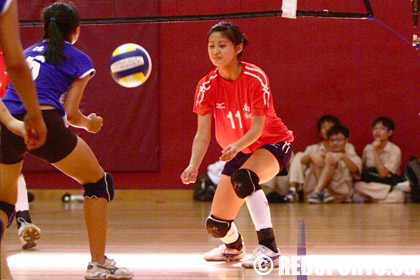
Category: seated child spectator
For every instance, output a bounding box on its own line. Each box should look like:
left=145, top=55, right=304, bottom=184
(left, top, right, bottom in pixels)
left=354, top=117, right=404, bottom=203
left=280, top=115, right=340, bottom=202
left=307, top=125, right=362, bottom=203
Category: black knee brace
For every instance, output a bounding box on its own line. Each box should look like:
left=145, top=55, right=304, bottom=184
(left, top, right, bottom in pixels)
left=205, top=215, right=233, bottom=238
left=83, top=172, right=114, bottom=202
left=0, top=201, right=16, bottom=227
left=231, top=169, right=261, bottom=199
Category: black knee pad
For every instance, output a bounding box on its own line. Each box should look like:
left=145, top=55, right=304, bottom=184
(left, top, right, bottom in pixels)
left=83, top=172, right=114, bottom=202
left=0, top=201, right=16, bottom=227
left=231, top=169, right=261, bottom=199
left=205, top=215, right=233, bottom=238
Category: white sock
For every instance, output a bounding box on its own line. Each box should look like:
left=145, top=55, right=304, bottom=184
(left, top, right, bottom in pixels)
left=245, top=189, right=273, bottom=231
left=16, top=174, right=29, bottom=212
left=220, top=222, right=239, bottom=244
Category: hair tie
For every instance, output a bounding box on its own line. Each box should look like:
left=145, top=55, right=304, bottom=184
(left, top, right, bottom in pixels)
left=51, top=17, right=56, bottom=22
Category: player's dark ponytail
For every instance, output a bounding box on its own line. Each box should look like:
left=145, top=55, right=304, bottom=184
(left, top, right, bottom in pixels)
left=42, top=1, right=80, bottom=66
left=44, top=17, right=66, bottom=65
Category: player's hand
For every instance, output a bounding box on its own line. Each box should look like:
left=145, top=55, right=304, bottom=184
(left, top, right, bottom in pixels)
left=220, top=144, right=239, bottom=162
left=23, top=112, right=47, bottom=150
left=181, top=165, right=199, bottom=184
left=372, top=139, right=381, bottom=151
left=87, top=113, right=103, bottom=133
left=310, top=150, right=326, bottom=168
left=7, top=118, right=27, bottom=139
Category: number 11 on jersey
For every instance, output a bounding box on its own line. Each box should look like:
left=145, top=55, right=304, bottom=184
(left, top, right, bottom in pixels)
left=227, top=110, right=243, bottom=129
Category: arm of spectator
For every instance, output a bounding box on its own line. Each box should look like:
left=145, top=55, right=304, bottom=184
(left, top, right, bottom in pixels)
left=372, top=139, right=390, bottom=178
left=342, top=153, right=361, bottom=176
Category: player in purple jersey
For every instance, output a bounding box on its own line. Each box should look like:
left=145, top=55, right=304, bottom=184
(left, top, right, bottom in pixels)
left=0, top=2, right=133, bottom=279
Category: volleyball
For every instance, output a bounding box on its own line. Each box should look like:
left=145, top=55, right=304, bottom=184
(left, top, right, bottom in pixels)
left=109, top=43, right=152, bottom=88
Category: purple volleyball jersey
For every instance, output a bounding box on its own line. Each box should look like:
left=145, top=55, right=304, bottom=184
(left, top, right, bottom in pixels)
left=2, top=41, right=95, bottom=116
left=0, top=0, right=12, bottom=15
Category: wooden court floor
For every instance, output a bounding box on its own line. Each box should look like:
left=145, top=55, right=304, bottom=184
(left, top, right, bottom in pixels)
left=3, top=189, right=420, bottom=280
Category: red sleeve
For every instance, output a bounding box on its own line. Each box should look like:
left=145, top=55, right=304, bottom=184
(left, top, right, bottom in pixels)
left=250, top=73, right=271, bottom=116
left=193, top=76, right=213, bottom=115
left=0, top=52, right=9, bottom=98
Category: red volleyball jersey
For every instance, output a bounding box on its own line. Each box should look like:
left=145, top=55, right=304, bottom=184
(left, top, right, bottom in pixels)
left=0, top=50, right=8, bottom=98
left=193, top=62, right=294, bottom=154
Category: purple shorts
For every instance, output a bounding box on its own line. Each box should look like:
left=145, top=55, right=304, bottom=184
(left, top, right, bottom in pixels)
left=221, top=141, right=293, bottom=177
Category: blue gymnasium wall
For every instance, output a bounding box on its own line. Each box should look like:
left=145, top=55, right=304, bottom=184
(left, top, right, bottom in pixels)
left=18, top=1, right=420, bottom=189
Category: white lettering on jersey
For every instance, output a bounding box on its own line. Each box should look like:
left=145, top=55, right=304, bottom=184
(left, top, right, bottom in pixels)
left=216, top=102, right=225, bottom=109
left=242, top=103, right=252, bottom=119
left=26, top=55, right=45, bottom=80
left=32, top=46, right=45, bottom=52
left=243, top=112, right=252, bottom=119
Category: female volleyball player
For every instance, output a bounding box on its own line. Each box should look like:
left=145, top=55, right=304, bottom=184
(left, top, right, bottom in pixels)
left=181, top=22, right=294, bottom=268
left=2, top=48, right=43, bottom=251
left=0, top=0, right=46, bottom=278
left=0, top=2, right=133, bottom=279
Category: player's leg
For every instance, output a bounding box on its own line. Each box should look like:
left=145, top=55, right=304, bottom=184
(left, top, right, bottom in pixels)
left=0, top=161, right=23, bottom=279
left=204, top=175, right=245, bottom=261
left=1, top=233, right=12, bottom=280
left=236, top=142, right=291, bottom=268
left=15, top=173, right=41, bottom=249
left=52, top=136, right=106, bottom=262
left=52, top=136, right=133, bottom=279
left=238, top=149, right=280, bottom=267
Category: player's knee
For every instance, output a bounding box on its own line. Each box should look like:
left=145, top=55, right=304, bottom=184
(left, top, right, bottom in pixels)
left=0, top=201, right=16, bottom=228
left=83, top=172, right=114, bottom=202
left=231, top=169, right=261, bottom=199
left=205, top=215, right=232, bottom=238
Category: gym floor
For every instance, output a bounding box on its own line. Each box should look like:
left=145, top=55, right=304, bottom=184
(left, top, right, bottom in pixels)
left=4, top=189, right=420, bottom=279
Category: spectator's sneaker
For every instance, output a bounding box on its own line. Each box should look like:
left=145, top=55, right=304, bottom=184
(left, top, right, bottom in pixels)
left=85, top=256, right=134, bottom=280
left=241, top=245, right=280, bottom=268
left=322, top=189, right=335, bottom=203
left=285, top=187, right=297, bottom=202
left=308, top=191, right=322, bottom=203
left=204, top=243, right=245, bottom=261
left=266, top=191, right=288, bottom=203
left=17, top=217, right=41, bottom=250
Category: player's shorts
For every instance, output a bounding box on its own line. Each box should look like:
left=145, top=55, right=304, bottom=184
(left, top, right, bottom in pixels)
left=221, top=141, right=293, bottom=177
left=0, top=109, right=78, bottom=164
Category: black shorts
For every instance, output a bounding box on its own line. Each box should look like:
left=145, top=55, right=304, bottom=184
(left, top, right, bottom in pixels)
left=0, top=109, right=78, bottom=164
left=221, top=141, right=293, bottom=177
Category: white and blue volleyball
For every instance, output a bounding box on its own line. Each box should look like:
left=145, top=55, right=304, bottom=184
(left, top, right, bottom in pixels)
left=110, top=43, right=152, bottom=88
